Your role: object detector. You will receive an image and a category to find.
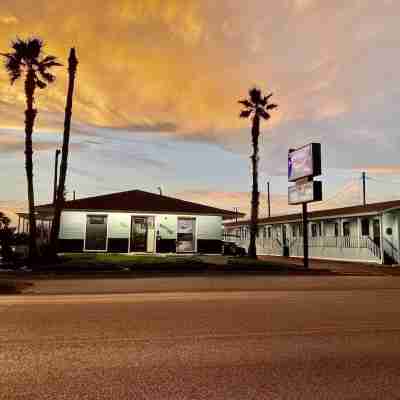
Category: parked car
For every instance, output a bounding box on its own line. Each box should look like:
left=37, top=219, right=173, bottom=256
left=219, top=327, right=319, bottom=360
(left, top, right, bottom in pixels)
left=222, top=241, right=246, bottom=256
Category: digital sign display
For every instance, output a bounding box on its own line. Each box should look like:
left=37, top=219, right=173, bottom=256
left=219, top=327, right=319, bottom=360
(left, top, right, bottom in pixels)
left=288, top=180, right=322, bottom=205
left=288, top=143, right=321, bottom=182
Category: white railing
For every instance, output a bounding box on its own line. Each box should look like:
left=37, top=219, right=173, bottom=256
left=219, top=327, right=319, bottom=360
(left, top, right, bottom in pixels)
left=290, top=236, right=382, bottom=260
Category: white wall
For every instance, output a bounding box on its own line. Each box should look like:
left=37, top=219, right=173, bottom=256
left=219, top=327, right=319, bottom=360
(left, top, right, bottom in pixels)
left=156, top=215, right=178, bottom=239
left=59, top=211, right=86, bottom=240
left=197, top=216, right=222, bottom=240
left=59, top=211, right=224, bottom=253
left=108, top=213, right=131, bottom=238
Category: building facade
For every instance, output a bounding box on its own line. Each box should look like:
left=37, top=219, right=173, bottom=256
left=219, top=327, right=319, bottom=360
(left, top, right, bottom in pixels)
left=18, top=190, right=240, bottom=254
left=224, top=200, right=400, bottom=264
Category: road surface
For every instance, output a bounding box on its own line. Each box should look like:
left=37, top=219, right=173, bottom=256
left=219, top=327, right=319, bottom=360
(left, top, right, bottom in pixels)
left=1, top=280, right=400, bottom=399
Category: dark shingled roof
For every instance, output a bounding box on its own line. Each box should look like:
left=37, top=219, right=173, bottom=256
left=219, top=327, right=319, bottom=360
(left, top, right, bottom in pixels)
left=224, top=199, right=400, bottom=227
left=36, top=190, right=244, bottom=219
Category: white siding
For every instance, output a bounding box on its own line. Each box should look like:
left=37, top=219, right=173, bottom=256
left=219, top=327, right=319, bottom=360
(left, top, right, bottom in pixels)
left=59, top=211, right=86, bottom=240
left=197, top=216, right=222, bottom=240
left=108, top=213, right=131, bottom=238
left=156, top=215, right=178, bottom=239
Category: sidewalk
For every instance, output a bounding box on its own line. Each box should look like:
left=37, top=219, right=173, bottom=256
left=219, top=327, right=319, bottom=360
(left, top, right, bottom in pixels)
left=259, top=255, right=400, bottom=276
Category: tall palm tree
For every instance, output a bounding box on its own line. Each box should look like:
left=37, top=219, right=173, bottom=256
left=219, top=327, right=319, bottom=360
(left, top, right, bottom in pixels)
left=50, top=48, right=78, bottom=257
left=239, top=88, right=278, bottom=259
left=2, top=38, right=61, bottom=260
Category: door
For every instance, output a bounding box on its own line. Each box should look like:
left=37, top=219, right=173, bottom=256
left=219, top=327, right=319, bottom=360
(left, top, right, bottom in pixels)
left=282, top=225, right=289, bottom=257
left=130, top=217, right=148, bottom=252
left=85, top=215, right=107, bottom=251
left=177, top=218, right=196, bottom=253
left=373, top=219, right=381, bottom=247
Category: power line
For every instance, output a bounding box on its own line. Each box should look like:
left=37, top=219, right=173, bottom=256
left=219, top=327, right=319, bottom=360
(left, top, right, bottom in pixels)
left=368, top=176, right=400, bottom=185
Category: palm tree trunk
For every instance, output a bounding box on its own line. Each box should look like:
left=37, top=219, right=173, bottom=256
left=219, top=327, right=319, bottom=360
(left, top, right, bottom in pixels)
left=248, top=114, right=260, bottom=259
left=50, top=48, right=78, bottom=257
left=24, top=68, right=38, bottom=261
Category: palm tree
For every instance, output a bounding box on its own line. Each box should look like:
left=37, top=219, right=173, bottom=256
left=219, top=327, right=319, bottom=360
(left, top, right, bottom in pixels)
left=50, top=48, right=78, bottom=258
left=239, top=88, right=278, bottom=259
left=2, top=38, right=61, bottom=261
left=0, top=212, right=13, bottom=262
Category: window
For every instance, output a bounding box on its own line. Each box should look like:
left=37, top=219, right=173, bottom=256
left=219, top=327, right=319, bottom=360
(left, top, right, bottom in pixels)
left=267, top=227, right=272, bottom=239
left=334, top=223, right=339, bottom=237
left=361, top=218, right=369, bottom=236
left=292, top=225, right=297, bottom=238
left=88, top=216, right=107, bottom=225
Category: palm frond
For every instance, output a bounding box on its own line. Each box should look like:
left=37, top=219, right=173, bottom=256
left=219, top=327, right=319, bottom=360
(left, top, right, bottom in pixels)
left=266, top=104, right=278, bottom=110
left=264, top=93, right=273, bottom=102
left=258, top=109, right=270, bottom=120
left=38, top=69, right=56, bottom=83
left=240, top=109, right=252, bottom=118
left=26, top=38, right=43, bottom=60
left=249, top=88, right=262, bottom=105
left=2, top=53, right=23, bottom=84
left=2, top=37, right=60, bottom=87
left=41, top=55, right=58, bottom=64
left=11, top=38, right=28, bottom=56
left=238, top=99, right=253, bottom=108
left=35, top=78, right=47, bottom=89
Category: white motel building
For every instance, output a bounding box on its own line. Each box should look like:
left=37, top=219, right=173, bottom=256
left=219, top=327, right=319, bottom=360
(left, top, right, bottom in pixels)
left=17, top=190, right=239, bottom=254
left=224, top=199, right=400, bottom=265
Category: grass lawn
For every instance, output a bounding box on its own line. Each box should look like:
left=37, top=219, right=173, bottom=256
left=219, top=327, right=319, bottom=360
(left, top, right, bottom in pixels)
left=0, top=254, right=342, bottom=278
left=34, top=254, right=335, bottom=275
left=47, top=253, right=208, bottom=272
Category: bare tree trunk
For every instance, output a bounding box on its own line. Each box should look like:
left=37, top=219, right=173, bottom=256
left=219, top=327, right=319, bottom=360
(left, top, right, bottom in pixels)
left=248, top=114, right=260, bottom=259
left=50, top=48, right=78, bottom=257
left=24, top=68, right=38, bottom=261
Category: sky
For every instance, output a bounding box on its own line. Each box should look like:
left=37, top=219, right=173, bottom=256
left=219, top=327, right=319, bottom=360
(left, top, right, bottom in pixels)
left=1, top=0, right=400, bottom=222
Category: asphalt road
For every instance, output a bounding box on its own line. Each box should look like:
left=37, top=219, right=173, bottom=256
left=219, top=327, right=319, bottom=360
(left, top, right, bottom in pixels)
left=1, top=281, right=400, bottom=399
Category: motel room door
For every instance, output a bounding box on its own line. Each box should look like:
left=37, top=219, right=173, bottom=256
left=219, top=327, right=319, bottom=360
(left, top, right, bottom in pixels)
left=176, top=218, right=196, bottom=253
left=85, top=215, right=108, bottom=251
left=130, top=217, right=148, bottom=252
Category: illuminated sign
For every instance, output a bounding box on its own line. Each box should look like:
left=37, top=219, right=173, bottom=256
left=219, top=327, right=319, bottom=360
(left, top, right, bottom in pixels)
left=288, top=143, right=321, bottom=182
left=288, top=180, right=322, bottom=205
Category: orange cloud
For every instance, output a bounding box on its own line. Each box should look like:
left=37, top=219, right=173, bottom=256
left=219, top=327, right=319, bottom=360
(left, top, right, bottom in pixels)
left=0, top=0, right=399, bottom=151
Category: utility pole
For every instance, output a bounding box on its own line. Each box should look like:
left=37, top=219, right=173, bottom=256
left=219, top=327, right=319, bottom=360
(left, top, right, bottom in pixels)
left=267, top=181, right=271, bottom=217
left=53, top=149, right=61, bottom=204
left=362, top=171, right=366, bottom=206
left=73, top=190, right=76, bottom=201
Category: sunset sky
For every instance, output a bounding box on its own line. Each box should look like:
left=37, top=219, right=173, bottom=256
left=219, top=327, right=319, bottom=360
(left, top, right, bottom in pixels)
left=1, top=0, right=400, bottom=221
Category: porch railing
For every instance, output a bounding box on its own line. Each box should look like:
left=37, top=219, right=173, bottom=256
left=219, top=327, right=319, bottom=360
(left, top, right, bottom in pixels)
left=289, top=236, right=381, bottom=260
left=383, top=238, right=399, bottom=264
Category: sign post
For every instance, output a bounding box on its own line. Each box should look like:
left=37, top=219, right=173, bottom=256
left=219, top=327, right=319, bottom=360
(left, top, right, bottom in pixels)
left=288, top=143, right=322, bottom=268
